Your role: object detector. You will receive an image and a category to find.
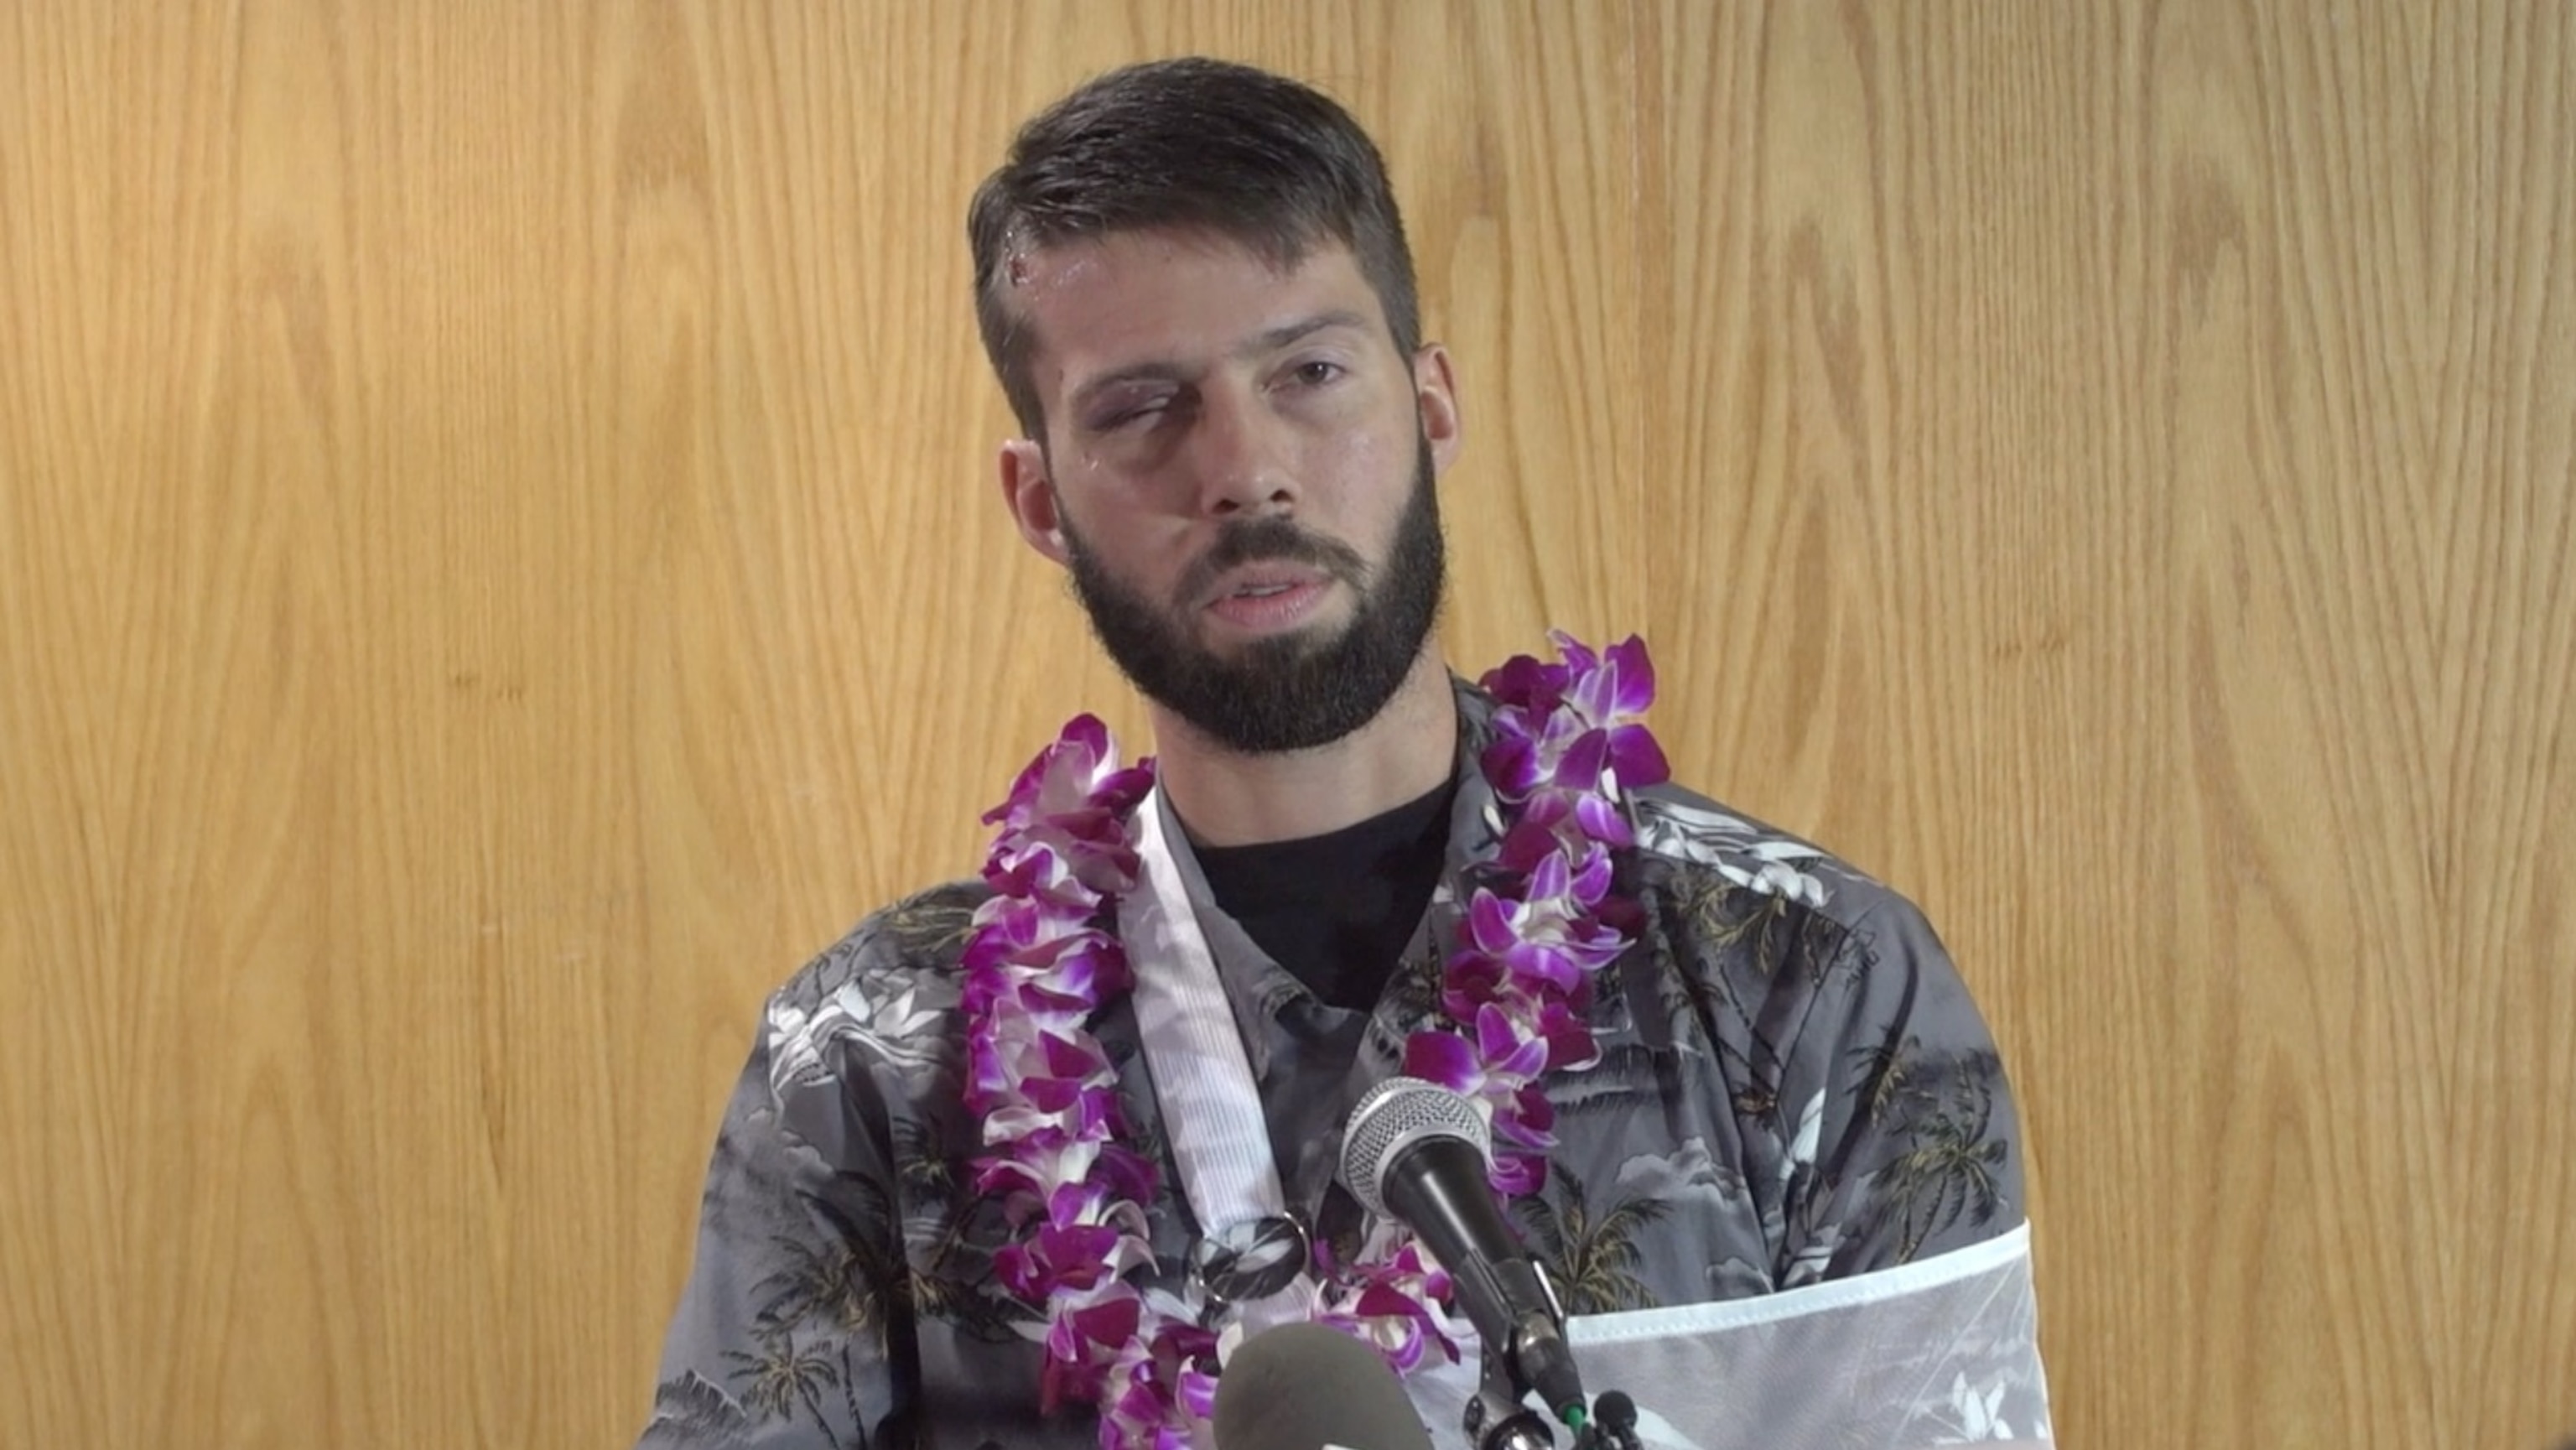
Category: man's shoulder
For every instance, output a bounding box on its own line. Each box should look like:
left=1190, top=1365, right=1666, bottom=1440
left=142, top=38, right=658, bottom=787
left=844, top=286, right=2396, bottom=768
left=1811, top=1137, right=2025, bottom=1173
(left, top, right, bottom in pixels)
left=767, top=875, right=994, bottom=1019
left=1626, top=778, right=1926, bottom=943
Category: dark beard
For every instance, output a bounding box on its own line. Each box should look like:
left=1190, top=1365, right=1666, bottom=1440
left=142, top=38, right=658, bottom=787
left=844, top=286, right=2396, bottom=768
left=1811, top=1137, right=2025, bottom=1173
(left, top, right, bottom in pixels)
left=1060, top=436, right=1446, bottom=755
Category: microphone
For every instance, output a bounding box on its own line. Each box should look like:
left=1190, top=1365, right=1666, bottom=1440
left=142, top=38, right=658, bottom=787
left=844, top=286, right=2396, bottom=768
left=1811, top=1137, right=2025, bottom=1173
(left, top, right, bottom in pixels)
left=1211, top=1320, right=1433, bottom=1450
left=1339, top=1078, right=1588, bottom=1431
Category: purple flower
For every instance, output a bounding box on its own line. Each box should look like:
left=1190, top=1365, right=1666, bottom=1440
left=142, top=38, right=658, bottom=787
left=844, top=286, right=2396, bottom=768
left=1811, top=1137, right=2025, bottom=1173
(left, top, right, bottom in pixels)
left=1550, top=723, right=1612, bottom=794
left=1091, top=1141, right=1157, bottom=1206
left=1461, top=891, right=1576, bottom=993
left=1489, top=1147, right=1546, bottom=1198
left=1436, top=947, right=1513, bottom=1020
left=1571, top=633, right=1655, bottom=720
left=985, top=716, right=1120, bottom=829
left=1496, top=1083, right=1557, bottom=1148
left=1402, top=1004, right=1550, bottom=1106
left=989, top=1220, right=1102, bottom=1297
left=1478, top=728, right=1540, bottom=802
left=1455, top=872, right=1624, bottom=999
left=1574, top=789, right=1635, bottom=847
left=1313, top=1241, right=1462, bottom=1375
left=1093, top=1313, right=1217, bottom=1449
left=1039, top=1282, right=1139, bottom=1413
left=1535, top=996, right=1601, bottom=1073
left=1480, top=634, right=1668, bottom=811
left=975, top=1142, right=1105, bottom=1216
left=1480, top=652, right=1571, bottom=715
left=982, top=716, right=1156, bottom=897
left=1495, top=810, right=1571, bottom=876
left=979, top=840, right=1104, bottom=912
left=1401, top=1027, right=1484, bottom=1094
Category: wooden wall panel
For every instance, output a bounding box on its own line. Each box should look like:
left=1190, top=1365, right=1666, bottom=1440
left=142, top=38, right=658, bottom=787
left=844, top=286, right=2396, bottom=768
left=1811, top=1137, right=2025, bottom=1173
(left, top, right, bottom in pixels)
left=0, top=3, right=2566, bottom=1448
left=1638, top=5, right=2576, bottom=1447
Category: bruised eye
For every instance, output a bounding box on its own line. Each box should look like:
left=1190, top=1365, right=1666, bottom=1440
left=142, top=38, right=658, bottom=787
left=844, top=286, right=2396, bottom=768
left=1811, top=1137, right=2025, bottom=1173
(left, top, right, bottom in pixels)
left=1087, top=396, right=1173, bottom=434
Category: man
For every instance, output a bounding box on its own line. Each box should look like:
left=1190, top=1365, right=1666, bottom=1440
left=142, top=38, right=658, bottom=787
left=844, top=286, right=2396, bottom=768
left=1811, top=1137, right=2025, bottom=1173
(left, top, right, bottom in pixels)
left=641, top=58, right=2048, bottom=1449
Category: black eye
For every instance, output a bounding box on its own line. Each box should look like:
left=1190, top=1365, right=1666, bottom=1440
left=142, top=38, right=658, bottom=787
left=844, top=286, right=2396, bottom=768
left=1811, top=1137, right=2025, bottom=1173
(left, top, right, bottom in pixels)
left=1093, top=402, right=1160, bottom=433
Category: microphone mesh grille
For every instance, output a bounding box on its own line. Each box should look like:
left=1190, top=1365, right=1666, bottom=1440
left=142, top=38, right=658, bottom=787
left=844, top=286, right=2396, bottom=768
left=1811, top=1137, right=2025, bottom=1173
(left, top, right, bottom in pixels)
left=1338, top=1076, right=1492, bottom=1219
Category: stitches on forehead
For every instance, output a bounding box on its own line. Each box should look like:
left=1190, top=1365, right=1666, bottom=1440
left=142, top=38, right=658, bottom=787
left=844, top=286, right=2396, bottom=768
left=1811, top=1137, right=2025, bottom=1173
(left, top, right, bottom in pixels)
left=1000, top=221, right=1316, bottom=299
left=1015, top=233, right=1358, bottom=369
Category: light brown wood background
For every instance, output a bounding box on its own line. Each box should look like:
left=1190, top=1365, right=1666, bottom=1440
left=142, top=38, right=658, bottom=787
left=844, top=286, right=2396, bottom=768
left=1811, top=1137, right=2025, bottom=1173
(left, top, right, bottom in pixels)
left=2, top=3, right=2568, bottom=1447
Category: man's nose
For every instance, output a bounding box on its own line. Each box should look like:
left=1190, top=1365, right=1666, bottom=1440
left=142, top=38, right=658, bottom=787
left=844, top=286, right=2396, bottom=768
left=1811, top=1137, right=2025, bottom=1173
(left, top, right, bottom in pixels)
left=1187, top=385, right=1297, bottom=518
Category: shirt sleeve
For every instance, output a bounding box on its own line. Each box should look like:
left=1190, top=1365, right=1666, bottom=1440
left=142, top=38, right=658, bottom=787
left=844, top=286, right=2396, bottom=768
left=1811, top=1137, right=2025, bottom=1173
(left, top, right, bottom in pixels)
left=1688, top=894, right=2051, bottom=1446
left=635, top=1005, right=912, bottom=1450
left=1773, top=894, right=2028, bottom=1286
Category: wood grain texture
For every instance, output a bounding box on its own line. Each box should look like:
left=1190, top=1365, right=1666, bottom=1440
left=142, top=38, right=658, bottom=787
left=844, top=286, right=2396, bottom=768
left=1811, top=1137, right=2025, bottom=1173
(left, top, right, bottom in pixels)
left=1, top=3, right=2567, bottom=1448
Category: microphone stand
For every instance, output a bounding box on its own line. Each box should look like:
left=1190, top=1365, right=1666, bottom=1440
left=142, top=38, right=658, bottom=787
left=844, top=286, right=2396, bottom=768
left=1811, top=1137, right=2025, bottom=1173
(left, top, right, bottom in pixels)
left=1462, top=1355, right=1647, bottom=1450
left=1462, top=1355, right=1558, bottom=1450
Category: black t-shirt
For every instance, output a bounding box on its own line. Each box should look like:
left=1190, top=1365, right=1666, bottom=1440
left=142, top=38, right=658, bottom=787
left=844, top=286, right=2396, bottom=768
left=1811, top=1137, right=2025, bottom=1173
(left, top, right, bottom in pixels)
left=1188, top=777, right=1457, bottom=1011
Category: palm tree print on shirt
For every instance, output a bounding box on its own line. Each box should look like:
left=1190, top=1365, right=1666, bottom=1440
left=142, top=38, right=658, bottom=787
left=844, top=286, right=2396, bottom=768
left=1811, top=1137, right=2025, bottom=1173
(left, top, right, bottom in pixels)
left=724, top=1324, right=859, bottom=1450
left=744, top=1179, right=901, bottom=1444
left=1851, top=1032, right=1923, bottom=1125
left=1514, top=1160, right=1675, bottom=1315
left=1878, top=1055, right=2008, bottom=1260
left=638, top=1370, right=752, bottom=1450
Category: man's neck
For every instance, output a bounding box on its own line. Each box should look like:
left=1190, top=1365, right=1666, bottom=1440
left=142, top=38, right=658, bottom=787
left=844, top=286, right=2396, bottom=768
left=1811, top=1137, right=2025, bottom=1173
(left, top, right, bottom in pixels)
left=1148, top=651, right=1457, bottom=847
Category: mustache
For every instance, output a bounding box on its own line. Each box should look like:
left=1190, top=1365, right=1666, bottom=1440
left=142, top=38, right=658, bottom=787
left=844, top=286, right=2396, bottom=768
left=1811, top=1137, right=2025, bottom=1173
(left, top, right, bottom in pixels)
left=1173, top=516, right=1368, bottom=605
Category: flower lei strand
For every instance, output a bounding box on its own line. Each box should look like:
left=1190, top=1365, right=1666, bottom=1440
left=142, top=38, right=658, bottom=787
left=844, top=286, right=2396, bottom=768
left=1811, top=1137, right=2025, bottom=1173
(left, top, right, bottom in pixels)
left=959, top=632, right=1668, bottom=1449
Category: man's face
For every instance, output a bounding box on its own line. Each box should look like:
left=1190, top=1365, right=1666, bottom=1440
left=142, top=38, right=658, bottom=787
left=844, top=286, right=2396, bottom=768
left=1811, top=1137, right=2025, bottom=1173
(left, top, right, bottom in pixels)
left=999, top=230, right=1462, bottom=753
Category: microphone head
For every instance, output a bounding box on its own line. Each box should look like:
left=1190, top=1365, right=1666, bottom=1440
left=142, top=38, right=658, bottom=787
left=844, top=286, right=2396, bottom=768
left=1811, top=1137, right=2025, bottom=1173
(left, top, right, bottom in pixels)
left=1211, top=1321, right=1432, bottom=1450
left=1339, top=1076, right=1490, bottom=1220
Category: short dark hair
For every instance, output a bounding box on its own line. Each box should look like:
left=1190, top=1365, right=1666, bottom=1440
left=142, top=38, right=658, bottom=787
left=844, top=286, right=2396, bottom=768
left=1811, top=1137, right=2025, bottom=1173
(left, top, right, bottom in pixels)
left=968, top=57, right=1422, bottom=438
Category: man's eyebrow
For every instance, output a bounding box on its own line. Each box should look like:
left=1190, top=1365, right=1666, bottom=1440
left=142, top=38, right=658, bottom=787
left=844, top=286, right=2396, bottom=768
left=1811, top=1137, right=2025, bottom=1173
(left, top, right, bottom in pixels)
left=1240, top=309, right=1372, bottom=356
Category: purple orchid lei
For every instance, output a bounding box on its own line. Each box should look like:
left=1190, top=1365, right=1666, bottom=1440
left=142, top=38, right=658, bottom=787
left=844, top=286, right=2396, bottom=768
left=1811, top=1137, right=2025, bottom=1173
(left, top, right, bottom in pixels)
left=959, top=632, right=1668, bottom=1449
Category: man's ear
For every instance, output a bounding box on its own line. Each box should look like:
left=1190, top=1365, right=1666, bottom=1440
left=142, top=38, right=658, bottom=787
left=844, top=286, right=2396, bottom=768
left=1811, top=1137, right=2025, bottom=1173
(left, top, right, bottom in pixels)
left=998, top=438, right=1071, bottom=566
left=1412, top=343, right=1464, bottom=476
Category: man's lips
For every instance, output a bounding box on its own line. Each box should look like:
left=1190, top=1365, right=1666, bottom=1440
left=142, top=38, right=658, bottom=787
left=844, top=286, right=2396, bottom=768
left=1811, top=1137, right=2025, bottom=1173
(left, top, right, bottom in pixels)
left=1200, top=569, right=1332, bottom=631
left=1197, top=565, right=1329, bottom=611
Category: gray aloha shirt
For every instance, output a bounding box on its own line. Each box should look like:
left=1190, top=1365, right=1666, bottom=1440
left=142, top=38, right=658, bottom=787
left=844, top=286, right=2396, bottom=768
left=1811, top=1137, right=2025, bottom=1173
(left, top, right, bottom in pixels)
left=640, top=682, right=2032, bottom=1449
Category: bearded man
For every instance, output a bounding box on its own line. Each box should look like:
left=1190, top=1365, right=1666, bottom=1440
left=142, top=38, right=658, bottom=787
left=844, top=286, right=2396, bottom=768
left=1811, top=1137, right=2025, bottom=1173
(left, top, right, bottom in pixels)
left=641, top=57, right=2049, bottom=1450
